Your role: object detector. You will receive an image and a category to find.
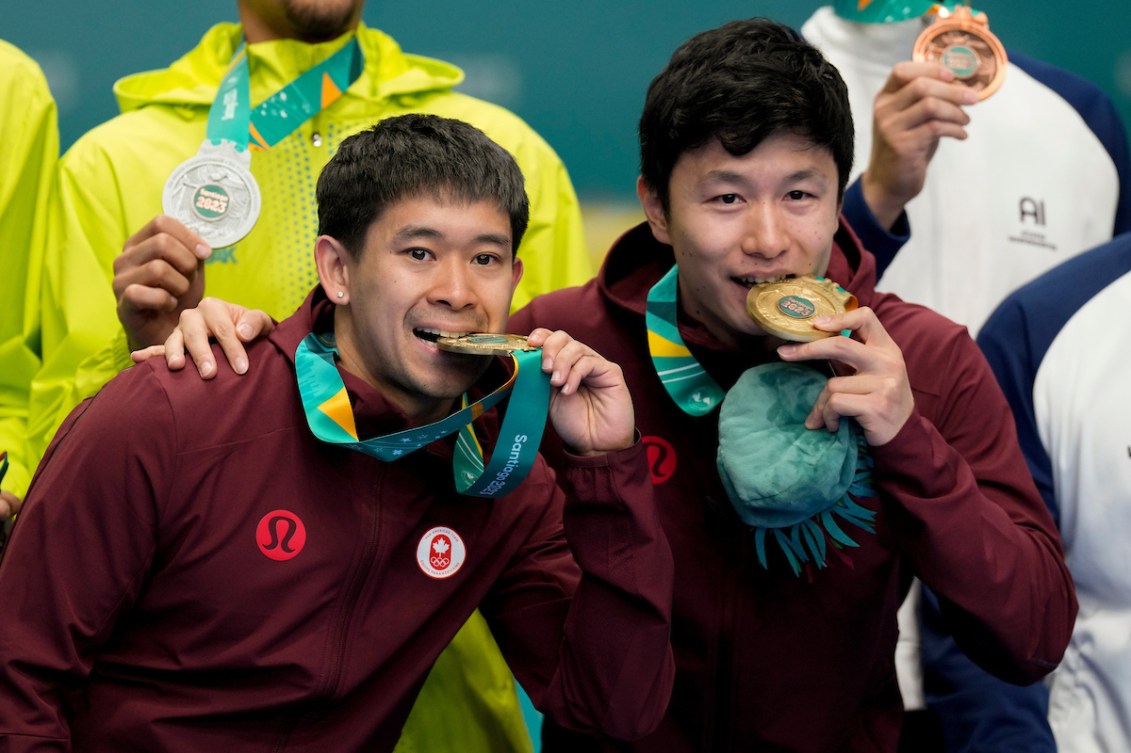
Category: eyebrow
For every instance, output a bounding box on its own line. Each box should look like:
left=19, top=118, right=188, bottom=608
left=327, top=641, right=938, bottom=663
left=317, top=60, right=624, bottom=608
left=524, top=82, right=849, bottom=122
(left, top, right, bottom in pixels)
left=702, top=168, right=829, bottom=186
left=394, top=225, right=511, bottom=248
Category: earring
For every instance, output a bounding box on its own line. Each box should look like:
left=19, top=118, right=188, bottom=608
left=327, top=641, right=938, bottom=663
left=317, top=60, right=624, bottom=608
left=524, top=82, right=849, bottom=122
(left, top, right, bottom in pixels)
left=336, top=291, right=345, bottom=299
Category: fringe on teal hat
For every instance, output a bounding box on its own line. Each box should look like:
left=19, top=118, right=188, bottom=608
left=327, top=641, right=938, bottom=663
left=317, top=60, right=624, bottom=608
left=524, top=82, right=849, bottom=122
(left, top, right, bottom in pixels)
left=716, top=362, right=876, bottom=575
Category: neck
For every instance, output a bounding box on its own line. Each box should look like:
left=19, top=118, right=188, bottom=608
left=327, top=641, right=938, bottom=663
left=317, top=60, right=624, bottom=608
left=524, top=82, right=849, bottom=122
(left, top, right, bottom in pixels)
left=329, top=313, right=461, bottom=427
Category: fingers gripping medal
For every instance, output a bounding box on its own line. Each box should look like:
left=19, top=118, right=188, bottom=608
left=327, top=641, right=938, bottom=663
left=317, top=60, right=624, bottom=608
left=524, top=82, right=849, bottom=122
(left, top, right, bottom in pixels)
left=913, top=4, right=1007, bottom=100
left=746, top=276, right=858, bottom=342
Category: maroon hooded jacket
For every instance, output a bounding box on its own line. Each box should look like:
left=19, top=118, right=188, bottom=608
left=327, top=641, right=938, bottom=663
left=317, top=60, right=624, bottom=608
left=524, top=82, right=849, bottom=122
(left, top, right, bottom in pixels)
left=0, top=289, right=674, bottom=752
left=512, top=221, right=1075, bottom=753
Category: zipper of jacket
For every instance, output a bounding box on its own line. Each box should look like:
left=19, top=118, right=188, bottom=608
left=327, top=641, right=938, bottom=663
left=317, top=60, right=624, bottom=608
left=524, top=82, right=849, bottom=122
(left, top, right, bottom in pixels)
left=275, top=468, right=382, bottom=750
left=325, top=472, right=382, bottom=694
left=712, top=524, right=739, bottom=752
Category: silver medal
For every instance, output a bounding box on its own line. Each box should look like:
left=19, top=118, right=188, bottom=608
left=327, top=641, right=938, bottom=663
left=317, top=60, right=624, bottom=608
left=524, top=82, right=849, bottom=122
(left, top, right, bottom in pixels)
left=162, top=141, right=262, bottom=248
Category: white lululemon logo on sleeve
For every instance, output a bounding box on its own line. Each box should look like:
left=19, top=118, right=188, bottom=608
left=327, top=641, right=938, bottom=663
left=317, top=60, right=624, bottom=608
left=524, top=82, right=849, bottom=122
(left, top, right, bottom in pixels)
left=416, top=527, right=466, bottom=579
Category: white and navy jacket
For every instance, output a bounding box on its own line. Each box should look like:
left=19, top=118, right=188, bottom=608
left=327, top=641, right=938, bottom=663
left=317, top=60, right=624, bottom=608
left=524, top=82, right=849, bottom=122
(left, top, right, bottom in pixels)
left=804, top=7, right=1131, bottom=336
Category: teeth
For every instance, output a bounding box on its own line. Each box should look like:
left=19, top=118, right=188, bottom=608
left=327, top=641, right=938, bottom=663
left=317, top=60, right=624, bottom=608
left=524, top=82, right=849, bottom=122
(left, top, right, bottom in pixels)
left=415, top=328, right=469, bottom=341
left=737, top=274, right=792, bottom=286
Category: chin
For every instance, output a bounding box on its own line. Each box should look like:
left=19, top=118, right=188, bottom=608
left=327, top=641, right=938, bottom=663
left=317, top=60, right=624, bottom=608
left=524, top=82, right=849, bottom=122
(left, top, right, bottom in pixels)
left=285, top=0, right=357, bottom=40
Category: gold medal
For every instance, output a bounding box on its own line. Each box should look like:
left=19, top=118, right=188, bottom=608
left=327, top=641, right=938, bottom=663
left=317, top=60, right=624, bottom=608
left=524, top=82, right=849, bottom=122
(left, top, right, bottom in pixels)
left=913, top=5, right=1007, bottom=101
left=746, top=276, right=858, bottom=342
left=435, top=333, right=539, bottom=356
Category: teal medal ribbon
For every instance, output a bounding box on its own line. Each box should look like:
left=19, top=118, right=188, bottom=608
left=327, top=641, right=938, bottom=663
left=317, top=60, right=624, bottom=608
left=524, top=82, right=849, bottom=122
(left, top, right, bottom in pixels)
left=245, top=36, right=363, bottom=151
left=205, top=46, right=252, bottom=152
left=163, top=37, right=361, bottom=249
left=645, top=266, right=876, bottom=575
left=832, top=0, right=974, bottom=23
left=645, top=265, right=725, bottom=416
left=207, top=35, right=363, bottom=152
left=295, top=332, right=550, bottom=498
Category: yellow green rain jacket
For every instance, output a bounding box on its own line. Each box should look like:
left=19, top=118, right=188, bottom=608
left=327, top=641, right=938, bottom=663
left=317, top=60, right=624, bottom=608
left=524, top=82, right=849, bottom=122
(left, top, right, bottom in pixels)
left=30, top=22, right=596, bottom=753
left=0, top=40, right=57, bottom=499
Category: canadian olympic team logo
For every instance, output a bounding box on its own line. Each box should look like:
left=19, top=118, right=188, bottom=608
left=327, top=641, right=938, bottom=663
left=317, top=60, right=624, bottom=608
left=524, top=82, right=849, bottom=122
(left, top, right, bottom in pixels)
left=416, top=526, right=466, bottom=579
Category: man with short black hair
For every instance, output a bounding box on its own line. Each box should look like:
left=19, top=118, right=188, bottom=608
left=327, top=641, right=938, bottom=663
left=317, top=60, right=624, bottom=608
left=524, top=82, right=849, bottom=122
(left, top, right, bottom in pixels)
left=514, top=18, right=1075, bottom=751
left=0, top=114, right=674, bottom=753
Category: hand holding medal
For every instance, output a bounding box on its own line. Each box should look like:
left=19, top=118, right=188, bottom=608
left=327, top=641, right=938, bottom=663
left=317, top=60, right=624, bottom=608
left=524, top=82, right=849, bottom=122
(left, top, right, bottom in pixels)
left=440, top=330, right=635, bottom=458
left=298, top=326, right=632, bottom=497
left=912, top=4, right=1007, bottom=100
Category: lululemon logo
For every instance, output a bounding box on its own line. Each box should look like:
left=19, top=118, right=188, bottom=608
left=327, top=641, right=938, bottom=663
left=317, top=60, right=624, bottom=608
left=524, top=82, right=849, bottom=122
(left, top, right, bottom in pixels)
left=256, top=510, right=307, bottom=561
left=417, top=527, right=466, bottom=580
left=642, top=435, right=677, bottom=485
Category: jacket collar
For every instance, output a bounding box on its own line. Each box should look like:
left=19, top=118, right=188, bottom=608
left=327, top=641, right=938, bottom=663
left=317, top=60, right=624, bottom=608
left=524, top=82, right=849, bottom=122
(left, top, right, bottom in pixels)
left=271, top=287, right=510, bottom=445
left=114, top=22, right=463, bottom=114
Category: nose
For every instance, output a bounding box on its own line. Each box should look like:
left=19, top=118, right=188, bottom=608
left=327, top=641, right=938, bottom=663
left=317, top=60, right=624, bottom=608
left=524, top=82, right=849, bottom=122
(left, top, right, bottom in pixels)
left=427, top=258, right=476, bottom=311
left=740, top=202, right=789, bottom=260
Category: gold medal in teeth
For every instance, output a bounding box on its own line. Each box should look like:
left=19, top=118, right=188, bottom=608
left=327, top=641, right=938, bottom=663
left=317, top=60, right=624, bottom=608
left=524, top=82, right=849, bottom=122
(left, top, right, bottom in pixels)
left=434, top=333, right=539, bottom=355
left=746, top=275, right=857, bottom=342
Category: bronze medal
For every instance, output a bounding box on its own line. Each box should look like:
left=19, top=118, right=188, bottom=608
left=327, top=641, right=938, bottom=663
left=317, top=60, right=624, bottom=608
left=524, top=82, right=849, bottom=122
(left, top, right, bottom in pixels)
left=746, top=276, right=858, bottom=342
left=435, top=333, right=539, bottom=356
left=913, top=5, right=1007, bottom=101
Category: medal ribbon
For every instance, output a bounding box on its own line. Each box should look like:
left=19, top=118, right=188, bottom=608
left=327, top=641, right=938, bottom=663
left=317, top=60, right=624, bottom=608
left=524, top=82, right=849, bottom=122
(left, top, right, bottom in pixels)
left=645, top=265, right=725, bottom=416
left=832, top=0, right=976, bottom=23
left=206, top=36, right=363, bottom=153
left=295, top=332, right=550, bottom=498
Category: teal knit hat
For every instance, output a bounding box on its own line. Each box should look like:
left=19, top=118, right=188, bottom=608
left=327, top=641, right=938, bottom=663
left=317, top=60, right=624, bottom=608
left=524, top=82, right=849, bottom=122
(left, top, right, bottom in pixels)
left=717, top=363, right=876, bottom=574
left=832, top=0, right=942, bottom=23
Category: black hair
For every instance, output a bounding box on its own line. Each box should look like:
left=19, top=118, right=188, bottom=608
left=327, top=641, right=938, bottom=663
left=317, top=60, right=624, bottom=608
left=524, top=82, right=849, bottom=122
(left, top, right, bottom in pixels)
left=639, top=17, right=854, bottom=211
left=317, top=114, right=530, bottom=257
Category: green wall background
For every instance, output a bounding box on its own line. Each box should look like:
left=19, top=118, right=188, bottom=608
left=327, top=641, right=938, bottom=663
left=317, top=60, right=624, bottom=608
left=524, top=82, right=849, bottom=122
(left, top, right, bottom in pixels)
left=7, top=2, right=1130, bottom=204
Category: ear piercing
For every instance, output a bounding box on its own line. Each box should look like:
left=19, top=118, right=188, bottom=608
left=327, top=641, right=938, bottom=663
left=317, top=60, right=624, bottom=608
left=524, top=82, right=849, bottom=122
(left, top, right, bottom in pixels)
left=336, top=291, right=345, bottom=299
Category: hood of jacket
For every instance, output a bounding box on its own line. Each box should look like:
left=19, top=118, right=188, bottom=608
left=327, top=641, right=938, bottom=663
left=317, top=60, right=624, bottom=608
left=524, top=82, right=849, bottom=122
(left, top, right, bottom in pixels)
left=113, top=22, right=464, bottom=115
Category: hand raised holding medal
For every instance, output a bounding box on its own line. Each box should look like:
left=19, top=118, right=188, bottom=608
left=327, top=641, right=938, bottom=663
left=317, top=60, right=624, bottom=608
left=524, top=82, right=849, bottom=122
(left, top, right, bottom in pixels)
left=912, top=4, right=1007, bottom=100
left=437, top=329, right=636, bottom=458
left=117, top=39, right=364, bottom=350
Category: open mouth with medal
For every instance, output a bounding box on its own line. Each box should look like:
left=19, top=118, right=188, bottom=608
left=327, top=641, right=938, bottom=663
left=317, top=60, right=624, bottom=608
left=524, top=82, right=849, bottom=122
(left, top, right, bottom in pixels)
left=417, top=331, right=539, bottom=356
left=745, top=275, right=858, bottom=342
left=912, top=4, right=1007, bottom=101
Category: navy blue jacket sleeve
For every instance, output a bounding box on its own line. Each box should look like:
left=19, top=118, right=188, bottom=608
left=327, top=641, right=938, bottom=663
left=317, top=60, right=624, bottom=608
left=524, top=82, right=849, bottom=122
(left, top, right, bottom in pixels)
left=840, top=177, right=910, bottom=278
left=919, top=586, right=1055, bottom=753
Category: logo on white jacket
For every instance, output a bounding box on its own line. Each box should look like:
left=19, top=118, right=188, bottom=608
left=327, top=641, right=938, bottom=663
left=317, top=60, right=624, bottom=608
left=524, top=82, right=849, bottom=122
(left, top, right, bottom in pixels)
left=417, top=527, right=466, bottom=579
